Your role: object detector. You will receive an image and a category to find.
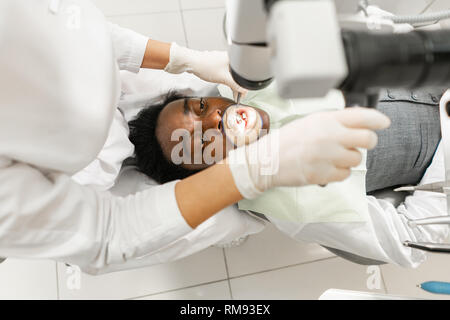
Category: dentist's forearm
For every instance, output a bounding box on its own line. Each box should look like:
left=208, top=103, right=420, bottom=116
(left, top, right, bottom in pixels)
left=141, top=39, right=171, bottom=69
left=175, top=163, right=243, bottom=228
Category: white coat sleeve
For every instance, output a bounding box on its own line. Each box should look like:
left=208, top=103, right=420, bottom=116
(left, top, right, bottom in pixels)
left=71, top=109, right=135, bottom=191
left=0, top=160, right=192, bottom=275
left=272, top=142, right=448, bottom=268
left=109, top=23, right=148, bottom=73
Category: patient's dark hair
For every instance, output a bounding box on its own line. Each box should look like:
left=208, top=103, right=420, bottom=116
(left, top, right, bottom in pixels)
left=128, top=91, right=200, bottom=184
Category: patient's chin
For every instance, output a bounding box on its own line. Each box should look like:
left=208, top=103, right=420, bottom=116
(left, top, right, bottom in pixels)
left=178, top=133, right=267, bottom=170
left=181, top=162, right=210, bottom=171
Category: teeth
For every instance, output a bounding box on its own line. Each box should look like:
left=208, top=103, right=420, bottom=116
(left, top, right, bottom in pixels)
left=236, top=113, right=244, bottom=124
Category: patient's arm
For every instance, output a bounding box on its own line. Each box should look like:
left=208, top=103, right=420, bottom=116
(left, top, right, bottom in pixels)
left=176, top=162, right=243, bottom=228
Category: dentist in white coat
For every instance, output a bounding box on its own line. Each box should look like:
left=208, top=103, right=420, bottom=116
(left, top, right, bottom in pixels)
left=0, top=0, right=390, bottom=274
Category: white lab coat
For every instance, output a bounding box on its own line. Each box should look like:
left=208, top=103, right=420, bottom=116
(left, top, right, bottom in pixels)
left=1, top=1, right=445, bottom=276
left=71, top=108, right=135, bottom=191
left=69, top=70, right=266, bottom=273
left=0, top=0, right=206, bottom=275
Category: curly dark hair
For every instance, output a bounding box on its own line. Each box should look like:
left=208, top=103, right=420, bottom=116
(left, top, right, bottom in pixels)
left=128, top=91, right=200, bottom=184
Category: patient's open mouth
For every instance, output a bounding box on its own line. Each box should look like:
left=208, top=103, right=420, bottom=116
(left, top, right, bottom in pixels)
left=221, top=105, right=262, bottom=147
left=236, top=110, right=248, bottom=128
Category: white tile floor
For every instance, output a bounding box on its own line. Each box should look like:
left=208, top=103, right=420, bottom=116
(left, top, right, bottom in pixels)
left=1, top=0, right=450, bottom=300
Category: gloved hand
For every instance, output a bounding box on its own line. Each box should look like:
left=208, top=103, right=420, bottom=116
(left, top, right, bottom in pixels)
left=227, top=107, right=391, bottom=199
left=164, top=42, right=246, bottom=98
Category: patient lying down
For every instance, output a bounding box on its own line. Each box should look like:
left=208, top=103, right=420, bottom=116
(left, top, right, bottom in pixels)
left=128, top=92, right=269, bottom=183
left=128, top=89, right=449, bottom=267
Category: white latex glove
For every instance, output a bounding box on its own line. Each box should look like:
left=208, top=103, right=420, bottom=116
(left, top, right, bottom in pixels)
left=227, top=107, right=391, bottom=199
left=164, top=42, right=247, bottom=98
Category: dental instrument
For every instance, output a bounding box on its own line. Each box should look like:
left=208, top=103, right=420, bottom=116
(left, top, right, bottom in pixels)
left=394, top=92, right=450, bottom=254
left=403, top=241, right=450, bottom=253
left=418, top=281, right=450, bottom=295
left=394, top=182, right=448, bottom=193
left=236, top=92, right=242, bottom=105
left=407, top=216, right=450, bottom=228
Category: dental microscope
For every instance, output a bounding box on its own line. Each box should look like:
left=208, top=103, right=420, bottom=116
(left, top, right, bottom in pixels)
left=225, top=0, right=450, bottom=253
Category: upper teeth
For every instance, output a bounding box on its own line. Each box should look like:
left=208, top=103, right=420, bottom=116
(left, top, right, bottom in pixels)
left=236, top=113, right=246, bottom=124
left=238, top=113, right=246, bottom=122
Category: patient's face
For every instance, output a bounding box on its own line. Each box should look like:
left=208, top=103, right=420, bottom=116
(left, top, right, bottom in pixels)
left=156, top=97, right=270, bottom=170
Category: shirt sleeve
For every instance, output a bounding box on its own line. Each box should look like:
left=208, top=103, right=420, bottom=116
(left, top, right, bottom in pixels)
left=0, top=161, right=192, bottom=275
left=109, top=23, right=148, bottom=73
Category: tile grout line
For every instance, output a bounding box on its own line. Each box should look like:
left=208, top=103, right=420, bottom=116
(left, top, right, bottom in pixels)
left=181, top=7, right=225, bottom=12
left=420, top=0, right=436, bottom=14
left=104, top=6, right=225, bottom=19
left=55, top=262, right=60, bottom=300
left=128, top=253, right=335, bottom=300
left=105, top=9, right=180, bottom=18
left=178, top=0, right=190, bottom=48
left=379, top=266, right=389, bottom=295
left=127, top=278, right=229, bottom=300
left=222, top=249, right=234, bottom=300
left=128, top=256, right=338, bottom=300
left=227, top=256, right=339, bottom=281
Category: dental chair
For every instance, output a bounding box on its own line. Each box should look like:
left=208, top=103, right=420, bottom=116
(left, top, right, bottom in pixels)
left=324, top=188, right=409, bottom=266
left=247, top=188, right=408, bottom=266
left=326, top=89, right=444, bottom=265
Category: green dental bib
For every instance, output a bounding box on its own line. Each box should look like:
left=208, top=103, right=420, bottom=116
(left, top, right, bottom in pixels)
left=218, top=84, right=367, bottom=223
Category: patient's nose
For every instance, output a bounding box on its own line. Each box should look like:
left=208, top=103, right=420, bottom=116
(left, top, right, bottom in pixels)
left=203, top=109, right=222, bottom=131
